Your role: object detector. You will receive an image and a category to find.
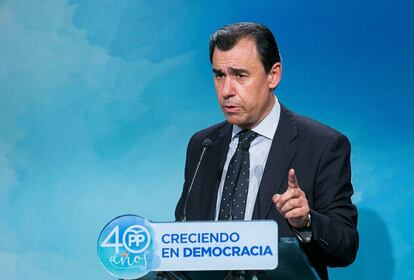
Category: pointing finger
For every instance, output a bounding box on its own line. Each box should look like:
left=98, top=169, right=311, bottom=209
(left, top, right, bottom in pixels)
left=288, top=169, right=299, bottom=189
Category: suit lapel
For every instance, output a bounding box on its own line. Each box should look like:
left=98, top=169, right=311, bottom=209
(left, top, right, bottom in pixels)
left=253, top=104, right=299, bottom=219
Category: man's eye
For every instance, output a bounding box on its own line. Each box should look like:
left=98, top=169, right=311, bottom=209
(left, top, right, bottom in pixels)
left=215, top=74, right=224, bottom=78
left=237, top=74, right=246, bottom=78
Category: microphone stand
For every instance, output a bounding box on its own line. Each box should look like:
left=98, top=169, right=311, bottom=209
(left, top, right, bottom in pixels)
left=181, top=138, right=212, bottom=221
left=156, top=139, right=212, bottom=280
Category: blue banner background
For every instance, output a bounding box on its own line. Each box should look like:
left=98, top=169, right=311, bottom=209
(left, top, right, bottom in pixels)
left=0, top=0, right=412, bottom=279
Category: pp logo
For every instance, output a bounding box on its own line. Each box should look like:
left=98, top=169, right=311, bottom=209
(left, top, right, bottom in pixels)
left=97, top=215, right=154, bottom=279
left=122, top=225, right=150, bottom=253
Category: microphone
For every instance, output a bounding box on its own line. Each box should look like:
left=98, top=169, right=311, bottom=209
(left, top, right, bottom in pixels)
left=181, top=138, right=212, bottom=221
left=202, top=138, right=213, bottom=148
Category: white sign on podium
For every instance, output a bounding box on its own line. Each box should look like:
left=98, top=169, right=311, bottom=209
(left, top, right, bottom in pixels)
left=97, top=215, right=278, bottom=279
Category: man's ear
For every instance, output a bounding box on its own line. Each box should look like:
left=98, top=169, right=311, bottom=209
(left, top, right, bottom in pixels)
left=268, top=62, right=282, bottom=89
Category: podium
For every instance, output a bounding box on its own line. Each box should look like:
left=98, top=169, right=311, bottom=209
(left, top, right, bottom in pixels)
left=141, top=238, right=320, bottom=280
left=98, top=217, right=320, bottom=280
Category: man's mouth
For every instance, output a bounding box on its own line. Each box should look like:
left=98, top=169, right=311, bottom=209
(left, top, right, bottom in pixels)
left=223, top=105, right=240, bottom=113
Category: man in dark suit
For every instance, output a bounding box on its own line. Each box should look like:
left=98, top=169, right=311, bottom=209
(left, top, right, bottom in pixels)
left=175, top=22, right=358, bottom=279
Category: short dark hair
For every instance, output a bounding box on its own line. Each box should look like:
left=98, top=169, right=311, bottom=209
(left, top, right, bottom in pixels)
left=209, top=22, right=281, bottom=73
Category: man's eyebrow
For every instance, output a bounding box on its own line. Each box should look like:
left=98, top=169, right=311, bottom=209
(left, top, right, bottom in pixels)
left=212, top=68, right=224, bottom=75
left=212, top=67, right=250, bottom=75
left=229, top=67, right=250, bottom=75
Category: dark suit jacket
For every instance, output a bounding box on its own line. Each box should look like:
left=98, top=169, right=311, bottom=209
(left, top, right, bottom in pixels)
left=175, top=104, right=359, bottom=279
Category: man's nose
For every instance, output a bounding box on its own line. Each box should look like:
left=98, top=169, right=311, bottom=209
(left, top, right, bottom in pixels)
left=221, top=77, right=235, bottom=98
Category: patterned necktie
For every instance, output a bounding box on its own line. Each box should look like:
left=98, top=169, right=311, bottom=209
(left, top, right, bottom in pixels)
left=218, top=129, right=258, bottom=220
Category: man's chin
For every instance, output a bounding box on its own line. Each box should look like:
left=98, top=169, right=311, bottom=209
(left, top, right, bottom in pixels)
left=225, top=117, right=250, bottom=129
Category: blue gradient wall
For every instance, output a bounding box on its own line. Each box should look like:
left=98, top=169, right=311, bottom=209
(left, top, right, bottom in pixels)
left=0, top=0, right=413, bottom=279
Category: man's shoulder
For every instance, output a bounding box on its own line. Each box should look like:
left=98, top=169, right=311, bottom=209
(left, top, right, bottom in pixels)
left=190, top=121, right=231, bottom=142
left=283, top=105, right=348, bottom=143
left=297, top=114, right=344, bottom=138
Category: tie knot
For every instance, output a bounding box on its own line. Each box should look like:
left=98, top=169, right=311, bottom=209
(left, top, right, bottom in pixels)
left=237, top=129, right=258, bottom=151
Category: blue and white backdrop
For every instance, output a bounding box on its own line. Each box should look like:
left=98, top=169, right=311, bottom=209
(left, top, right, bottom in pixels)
left=0, top=0, right=413, bottom=279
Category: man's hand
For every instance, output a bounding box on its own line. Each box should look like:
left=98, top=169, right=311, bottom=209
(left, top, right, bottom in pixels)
left=272, top=169, right=310, bottom=228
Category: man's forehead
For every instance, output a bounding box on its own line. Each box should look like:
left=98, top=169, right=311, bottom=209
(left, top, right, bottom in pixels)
left=212, top=39, right=261, bottom=69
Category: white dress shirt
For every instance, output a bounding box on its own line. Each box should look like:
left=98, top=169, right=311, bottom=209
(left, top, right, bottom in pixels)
left=215, top=97, right=281, bottom=220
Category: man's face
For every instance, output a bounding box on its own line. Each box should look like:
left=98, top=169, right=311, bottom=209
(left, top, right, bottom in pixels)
left=212, top=38, right=281, bottom=129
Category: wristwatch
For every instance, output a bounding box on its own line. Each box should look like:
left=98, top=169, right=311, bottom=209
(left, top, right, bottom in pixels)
left=293, top=213, right=313, bottom=243
left=303, top=213, right=311, bottom=228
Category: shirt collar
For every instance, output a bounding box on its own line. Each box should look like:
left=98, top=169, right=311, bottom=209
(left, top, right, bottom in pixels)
left=232, top=96, right=281, bottom=140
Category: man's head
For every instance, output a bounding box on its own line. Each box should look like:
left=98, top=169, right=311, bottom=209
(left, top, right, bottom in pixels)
left=209, top=22, right=281, bottom=74
left=209, top=22, right=282, bottom=129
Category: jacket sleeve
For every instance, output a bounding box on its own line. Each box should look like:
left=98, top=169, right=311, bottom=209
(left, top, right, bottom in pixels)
left=301, top=134, right=359, bottom=267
